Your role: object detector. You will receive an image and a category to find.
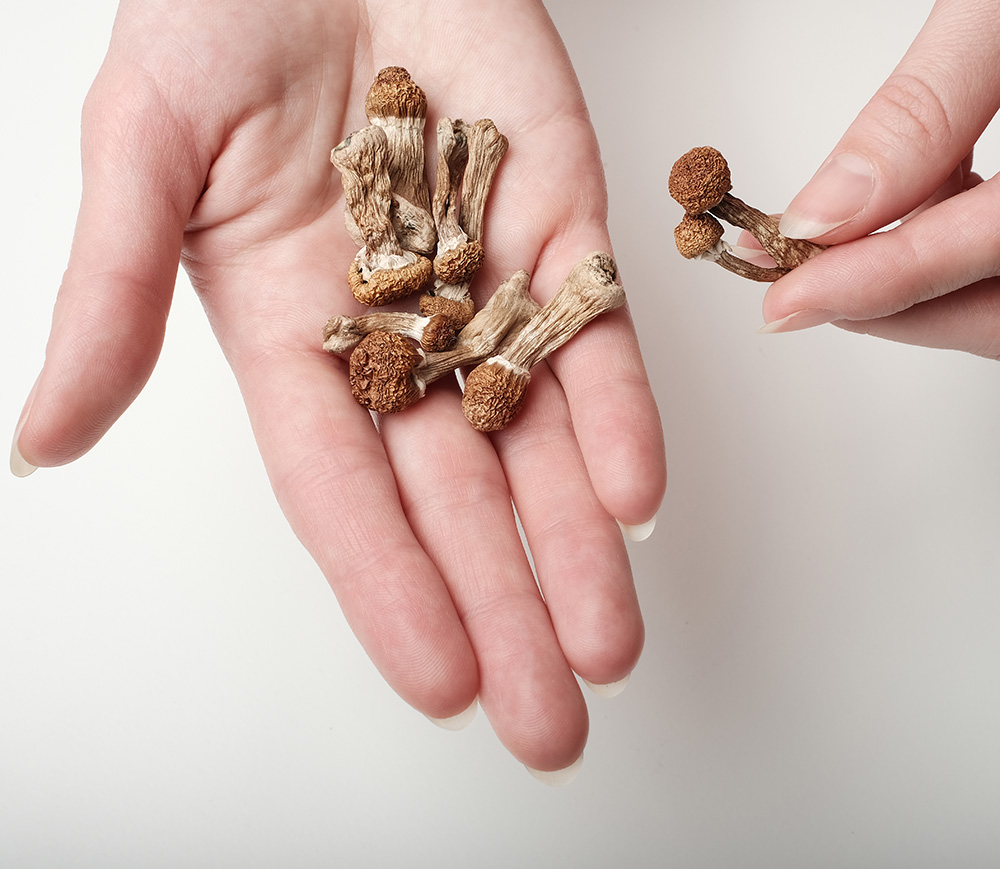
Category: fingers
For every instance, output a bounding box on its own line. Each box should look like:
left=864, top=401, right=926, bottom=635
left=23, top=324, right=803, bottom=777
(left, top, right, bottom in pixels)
left=762, top=173, right=1000, bottom=352
left=379, top=385, right=589, bottom=772
left=233, top=346, right=481, bottom=721
left=778, top=0, right=1000, bottom=244
left=514, top=246, right=666, bottom=532
left=490, top=365, right=645, bottom=685
left=13, top=73, right=206, bottom=470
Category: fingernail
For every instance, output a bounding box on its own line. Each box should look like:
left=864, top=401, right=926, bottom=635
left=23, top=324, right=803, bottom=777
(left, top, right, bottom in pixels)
left=729, top=245, right=778, bottom=268
left=758, top=309, right=838, bottom=334
left=619, top=514, right=656, bottom=542
left=583, top=673, right=631, bottom=698
left=526, top=753, right=584, bottom=787
left=426, top=698, right=478, bottom=731
left=779, top=153, right=874, bottom=239
left=10, top=384, right=39, bottom=478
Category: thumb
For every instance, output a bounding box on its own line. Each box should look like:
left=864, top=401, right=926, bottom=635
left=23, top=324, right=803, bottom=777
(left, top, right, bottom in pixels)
left=778, top=0, right=1000, bottom=243
left=13, top=70, right=205, bottom=471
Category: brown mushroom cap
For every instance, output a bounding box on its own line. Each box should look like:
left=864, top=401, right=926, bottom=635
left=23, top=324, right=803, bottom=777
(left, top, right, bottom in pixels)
left=419, top=314, right=459, bottom=352
left=419, top=293, right=476, bottom=329
left=365, top=67, right=427, bottom=121
left=348, top=331, right=423, bottom=413
left=347, top=255, right=433, bottom=307
left=433, top=240, right=485, bottom=286
left=668, top=146, right=732, bottom=213
left=674, top=212, right=725, bottom=259
left=461, top=360, right=530, bottom=432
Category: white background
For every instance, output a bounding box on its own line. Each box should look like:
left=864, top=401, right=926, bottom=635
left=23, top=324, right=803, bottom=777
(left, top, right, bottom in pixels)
left=4, top=1, right=1000, bottom=866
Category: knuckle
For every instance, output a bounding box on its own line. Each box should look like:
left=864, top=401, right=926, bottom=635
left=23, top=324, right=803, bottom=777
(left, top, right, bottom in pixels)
left=866, top=73, right=954, bottom=156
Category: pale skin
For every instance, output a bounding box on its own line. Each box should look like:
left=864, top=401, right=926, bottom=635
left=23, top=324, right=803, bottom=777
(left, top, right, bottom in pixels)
left=760, top=0, right=1000, bottom=357
left=9, top=0, right=666, bottom=774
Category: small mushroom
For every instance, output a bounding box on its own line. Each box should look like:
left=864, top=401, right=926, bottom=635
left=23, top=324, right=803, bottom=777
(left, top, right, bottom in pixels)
left=323, top=310, right=458, bottom=354
left=331, top=125, right=433, bottom=306
left=674, top=212, right=788, bottom=282
left=431, top=119, right=484, bottom=287
left=366, top=67, right=434, bottom=222
left=459, top=119, right=509, bottom=244
left=668, top=146, right=825, bottom=271
left=348, top=270, right=538, bottom=414
left=421, top=118, right=509, bottom=329
left=461, top=252, right=624, bottom=432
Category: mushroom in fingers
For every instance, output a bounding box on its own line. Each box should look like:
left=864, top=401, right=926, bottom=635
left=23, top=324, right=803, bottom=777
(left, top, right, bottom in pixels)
left=668, top=146, right=825, bottom=273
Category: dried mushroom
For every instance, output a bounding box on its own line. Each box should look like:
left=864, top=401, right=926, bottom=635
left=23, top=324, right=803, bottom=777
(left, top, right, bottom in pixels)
left=669, top=146, right=826, bottom=281
left=323, top=67, right=624, bottom=431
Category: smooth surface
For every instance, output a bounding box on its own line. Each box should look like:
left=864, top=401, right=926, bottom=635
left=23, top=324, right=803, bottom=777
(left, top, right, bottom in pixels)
left=4, top=1, right=1000, bottom=866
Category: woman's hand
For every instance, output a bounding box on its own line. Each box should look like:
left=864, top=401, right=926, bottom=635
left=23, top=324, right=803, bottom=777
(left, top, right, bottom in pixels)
left=11, top=0, right=665, bottom=776
left=761, top=0, right=1000, bottom=358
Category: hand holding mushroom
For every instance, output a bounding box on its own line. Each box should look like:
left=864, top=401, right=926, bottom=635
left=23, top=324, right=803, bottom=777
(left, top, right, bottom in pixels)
left=326, top=70, right=626, bottom=434
left=12, top=0, right=665, bottom=780
left=757, top=0, right=1000, bottom=352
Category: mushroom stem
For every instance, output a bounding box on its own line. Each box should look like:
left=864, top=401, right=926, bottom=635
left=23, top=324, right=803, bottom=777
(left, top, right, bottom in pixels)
left=711, top=194, right=825, bottom=270
left=323, top=311, right=458, bottom=354
left=461, top=252, right=623, bottom=431
left=331, top=125, right=432, bottom=306
left=365, top=67, right=433, bottom=216
left=431, top=118, right=484, bottom=286
left=459, top=119, right=508, bottom=244
left=416, top=270, right=539, bottom=387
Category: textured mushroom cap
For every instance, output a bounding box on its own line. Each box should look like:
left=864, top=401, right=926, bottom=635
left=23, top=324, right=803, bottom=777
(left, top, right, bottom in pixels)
left=365, top=67, right=427, bottom=120
left=433, top=240, right=486, bottom=286
left=349, top=331, right=423, bottom=413
left=419, top=293, right=476, bottom=329
left=347, top=255, right=432, bottom=306
left=674, top=212, right=725, bottom=259
left=668, top=146, right=732, bottom=213
left=461, top=360, right=530, bottom=432
left=420, top=314, right=459, bottom=352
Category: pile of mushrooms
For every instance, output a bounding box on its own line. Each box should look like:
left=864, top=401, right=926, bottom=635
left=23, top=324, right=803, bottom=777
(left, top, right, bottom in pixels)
left=323, top=67, right=625, bottom=432
left=668, top=146, right=826, bottom=281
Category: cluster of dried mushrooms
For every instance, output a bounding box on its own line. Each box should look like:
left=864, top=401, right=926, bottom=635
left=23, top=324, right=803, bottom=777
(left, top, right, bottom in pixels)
left=323, top=67, right=624, bottom=432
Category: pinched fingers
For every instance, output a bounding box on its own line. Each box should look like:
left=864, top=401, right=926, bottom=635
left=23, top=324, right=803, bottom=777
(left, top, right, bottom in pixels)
left=779, top=0, right=1000, bottom=245
left=762, top=173, right=1000, bottom=351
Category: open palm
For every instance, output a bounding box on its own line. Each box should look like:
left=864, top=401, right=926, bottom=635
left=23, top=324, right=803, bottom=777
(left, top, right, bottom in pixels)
left=13, top=0, right=665, bottom=775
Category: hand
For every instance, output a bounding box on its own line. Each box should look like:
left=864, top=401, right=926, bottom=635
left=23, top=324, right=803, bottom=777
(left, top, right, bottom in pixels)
left=759, top=0, right=1000, bottom=358
left=9, top=0, right=665, bottom=775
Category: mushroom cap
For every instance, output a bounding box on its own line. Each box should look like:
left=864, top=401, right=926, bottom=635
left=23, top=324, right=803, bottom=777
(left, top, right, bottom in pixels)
left=461, top=359, right=530, bottom=432
left=420, top=314, right=459, bottom=352
left=668, top=146, right=732, bottom=213
left=349, top=331, right=423, bottom=413
left=365, top=66, right=427, bottom=121
left=419, top=293, right=476, bottom=329
left=674, top=212, right=725, bottom=259
left=347, top=255, right=433, bottom=307
left=433, top=240, right=485, bottom=286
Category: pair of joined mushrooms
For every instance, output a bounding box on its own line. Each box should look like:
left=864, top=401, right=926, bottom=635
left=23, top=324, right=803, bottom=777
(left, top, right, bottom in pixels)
left=323, top=67, right=624, bottom=432
left=669, top=146, right=826, bottom=280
